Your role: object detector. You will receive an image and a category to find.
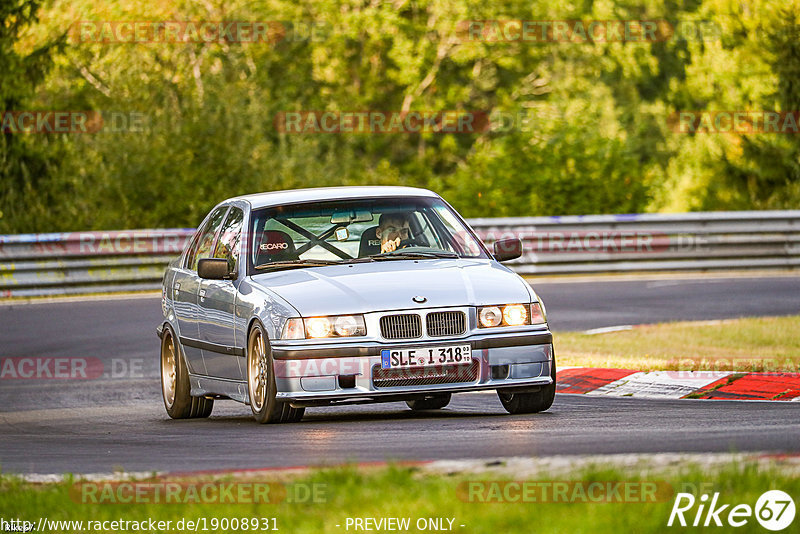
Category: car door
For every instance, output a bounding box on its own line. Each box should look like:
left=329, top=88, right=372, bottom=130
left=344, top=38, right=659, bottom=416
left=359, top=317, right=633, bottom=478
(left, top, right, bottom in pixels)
left=198, top=206, right=245, bottom=380
left=171, top=231, right=204, bottom=373
left=177, top=206, right=229, bottom=375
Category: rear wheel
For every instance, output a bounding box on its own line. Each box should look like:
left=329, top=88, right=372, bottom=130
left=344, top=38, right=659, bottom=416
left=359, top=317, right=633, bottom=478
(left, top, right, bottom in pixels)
left=497, top=359, right=556, bottom=415
left=247, top=322, right=304, bottom=424
left=160, top=324, right=213, bottom=418
left=406, top=393, right=451, bottom=411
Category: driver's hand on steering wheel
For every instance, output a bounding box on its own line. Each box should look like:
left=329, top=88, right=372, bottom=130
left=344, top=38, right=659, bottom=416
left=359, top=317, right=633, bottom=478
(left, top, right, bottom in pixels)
left=381, top=237, right=401, bottom=253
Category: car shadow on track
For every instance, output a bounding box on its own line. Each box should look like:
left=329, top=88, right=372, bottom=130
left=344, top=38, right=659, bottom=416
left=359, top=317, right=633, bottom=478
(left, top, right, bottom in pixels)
left=156, top=400, right=558, bottom=426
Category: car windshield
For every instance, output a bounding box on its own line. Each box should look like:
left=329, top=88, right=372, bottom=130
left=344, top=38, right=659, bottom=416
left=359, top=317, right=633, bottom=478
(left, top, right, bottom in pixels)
left=248, top=197, right=487, bottom=272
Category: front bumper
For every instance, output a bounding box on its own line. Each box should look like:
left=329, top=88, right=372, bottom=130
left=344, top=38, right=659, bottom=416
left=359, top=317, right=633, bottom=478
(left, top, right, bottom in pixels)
left=270, top=330, right=554, bottom=404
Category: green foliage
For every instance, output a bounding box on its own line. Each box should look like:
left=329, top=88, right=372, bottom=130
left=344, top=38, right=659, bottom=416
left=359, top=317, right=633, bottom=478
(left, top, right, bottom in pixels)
left=0, top=0, right=797, bottom=233
left=2, top=461, right=800, bottom=534
left=0, top=0, right=69, bottom=232
left=713, top=5, right=800, bottom=209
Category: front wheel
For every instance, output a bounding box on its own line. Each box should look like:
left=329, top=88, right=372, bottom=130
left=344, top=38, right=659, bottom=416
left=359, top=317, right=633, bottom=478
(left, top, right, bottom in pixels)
left=160, top=324, right=213, bottom=419
left=497, top=359, right=556, bottom=415
left=247, top=322, right=304, bottom=424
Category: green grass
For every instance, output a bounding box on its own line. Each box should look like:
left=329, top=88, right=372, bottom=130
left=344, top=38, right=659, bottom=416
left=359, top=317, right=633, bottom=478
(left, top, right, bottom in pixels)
left=555, top=315, right=800, bottom=372
left=1, top=461, right=798, bottom=533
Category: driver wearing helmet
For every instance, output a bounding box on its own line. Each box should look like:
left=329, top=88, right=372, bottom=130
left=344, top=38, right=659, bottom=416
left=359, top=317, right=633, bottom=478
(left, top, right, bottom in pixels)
left=376, top=212, right=412, bottom=253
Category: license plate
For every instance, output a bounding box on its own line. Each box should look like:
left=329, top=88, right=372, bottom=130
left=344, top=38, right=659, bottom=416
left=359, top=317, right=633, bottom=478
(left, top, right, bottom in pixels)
left=380, top=344, right=472, bottom=370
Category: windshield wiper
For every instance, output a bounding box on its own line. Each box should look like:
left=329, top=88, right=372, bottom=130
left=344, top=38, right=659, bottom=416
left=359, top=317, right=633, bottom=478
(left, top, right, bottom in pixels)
left=254, top=259, right=340, bottom=272
left=368, top=251, right=459, bottom=260
left=339, top=257, right=377, bottom=264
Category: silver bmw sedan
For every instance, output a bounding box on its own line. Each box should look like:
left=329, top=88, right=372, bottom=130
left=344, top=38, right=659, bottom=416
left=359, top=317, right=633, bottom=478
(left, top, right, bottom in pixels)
left=158, top=186, right=555, bottom=423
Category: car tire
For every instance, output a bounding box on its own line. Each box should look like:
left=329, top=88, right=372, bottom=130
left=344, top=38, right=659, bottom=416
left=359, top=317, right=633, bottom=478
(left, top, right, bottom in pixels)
left=497, top=358, right=556, bottom=415
left=161, top=324, right=213, bottom=419
left=406, top=393, right=451, bottom=411
left=247, top=321, right=305, bottom=424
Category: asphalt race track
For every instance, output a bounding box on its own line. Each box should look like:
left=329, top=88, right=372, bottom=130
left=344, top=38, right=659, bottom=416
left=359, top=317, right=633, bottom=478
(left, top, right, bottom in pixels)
left=1, top=275, right=799, bottom=475
left=536, top=274, right=800, bottom=331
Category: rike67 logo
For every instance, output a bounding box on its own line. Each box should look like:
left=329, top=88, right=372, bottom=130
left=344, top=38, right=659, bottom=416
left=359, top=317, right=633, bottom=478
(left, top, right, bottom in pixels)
left=668, top=490, right=795, bottom=530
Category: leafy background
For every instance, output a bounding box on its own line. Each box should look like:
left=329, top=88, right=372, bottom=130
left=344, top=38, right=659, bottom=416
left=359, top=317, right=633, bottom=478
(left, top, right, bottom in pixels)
left=1, top=0, right=798, bottom=233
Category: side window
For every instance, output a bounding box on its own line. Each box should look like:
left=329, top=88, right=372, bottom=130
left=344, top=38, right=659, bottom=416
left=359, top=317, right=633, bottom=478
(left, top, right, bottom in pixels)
left=188, top=207, right=229, bottom=271
left=213, top=208, right=244, bottom=270
left=182, top=230, right=202, bottom=269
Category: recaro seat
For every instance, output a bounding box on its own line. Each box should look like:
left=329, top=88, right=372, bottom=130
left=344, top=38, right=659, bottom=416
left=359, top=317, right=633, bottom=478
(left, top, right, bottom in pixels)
left=254, top=230, right=299, bottom=265
left=358, top=226, right=381, bottom=257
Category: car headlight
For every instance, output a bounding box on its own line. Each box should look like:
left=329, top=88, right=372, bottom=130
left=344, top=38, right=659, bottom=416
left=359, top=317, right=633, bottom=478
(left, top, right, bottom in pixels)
left=281, top=315, right=367, bottom=339
left=306, top=317, right=333, bottom=338
left=478, top=303, right=546, bottom=327
left=478, top=306, right=503, bottom=327
left=503, top=304, right=528, bottom=326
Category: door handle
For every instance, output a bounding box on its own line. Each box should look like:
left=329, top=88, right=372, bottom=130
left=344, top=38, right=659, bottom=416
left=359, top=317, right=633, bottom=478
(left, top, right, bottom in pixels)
left=199, top=289, right=206, bottom=301
left=173, top=282, right=180, bottom=291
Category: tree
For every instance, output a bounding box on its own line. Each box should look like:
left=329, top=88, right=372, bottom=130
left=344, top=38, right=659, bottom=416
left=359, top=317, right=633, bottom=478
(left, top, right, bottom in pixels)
left=718, top=5, right=800, bottom=208
left=0, top=0, right=66, bottom=232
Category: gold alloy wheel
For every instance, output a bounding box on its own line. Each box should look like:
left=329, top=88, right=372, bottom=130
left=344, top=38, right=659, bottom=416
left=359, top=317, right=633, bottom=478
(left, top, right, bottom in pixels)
left=248, top=326, right=268, bottom=412
left=160, top=330, right=177, bottom=408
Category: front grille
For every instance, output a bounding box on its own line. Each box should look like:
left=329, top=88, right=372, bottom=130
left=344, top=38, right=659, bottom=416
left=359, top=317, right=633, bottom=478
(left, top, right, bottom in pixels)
left=372, top=360, right=479, bottom=388
left=426, top=311, right=466, bottom=337
left=380, top=314, right=422, bottom=339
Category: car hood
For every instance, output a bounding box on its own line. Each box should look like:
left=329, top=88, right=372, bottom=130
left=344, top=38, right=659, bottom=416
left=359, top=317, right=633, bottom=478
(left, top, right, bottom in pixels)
left=250, top=259, right=533, bottom=316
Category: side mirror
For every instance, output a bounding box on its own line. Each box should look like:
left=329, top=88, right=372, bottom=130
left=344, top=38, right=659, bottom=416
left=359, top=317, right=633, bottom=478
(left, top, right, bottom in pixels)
left=198, top=258, right=235, bottom=280
left=493, top=238, right=522, bottom=262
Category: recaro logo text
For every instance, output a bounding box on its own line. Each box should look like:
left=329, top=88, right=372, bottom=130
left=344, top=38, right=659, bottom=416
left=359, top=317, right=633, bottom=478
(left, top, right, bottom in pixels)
left=260, top=242, right=289, bottom=250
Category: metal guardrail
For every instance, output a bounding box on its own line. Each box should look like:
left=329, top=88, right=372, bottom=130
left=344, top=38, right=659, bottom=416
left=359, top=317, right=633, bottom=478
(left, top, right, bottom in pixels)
left=469, top=210, right=800, bottom=275
left=1, top=211, right=798, bottom=297
left=0, top=230, right=195, bottom=298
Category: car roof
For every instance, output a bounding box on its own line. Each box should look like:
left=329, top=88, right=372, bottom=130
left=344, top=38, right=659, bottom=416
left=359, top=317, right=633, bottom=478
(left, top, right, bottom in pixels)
left=230, top=186, right=439, bottom=209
